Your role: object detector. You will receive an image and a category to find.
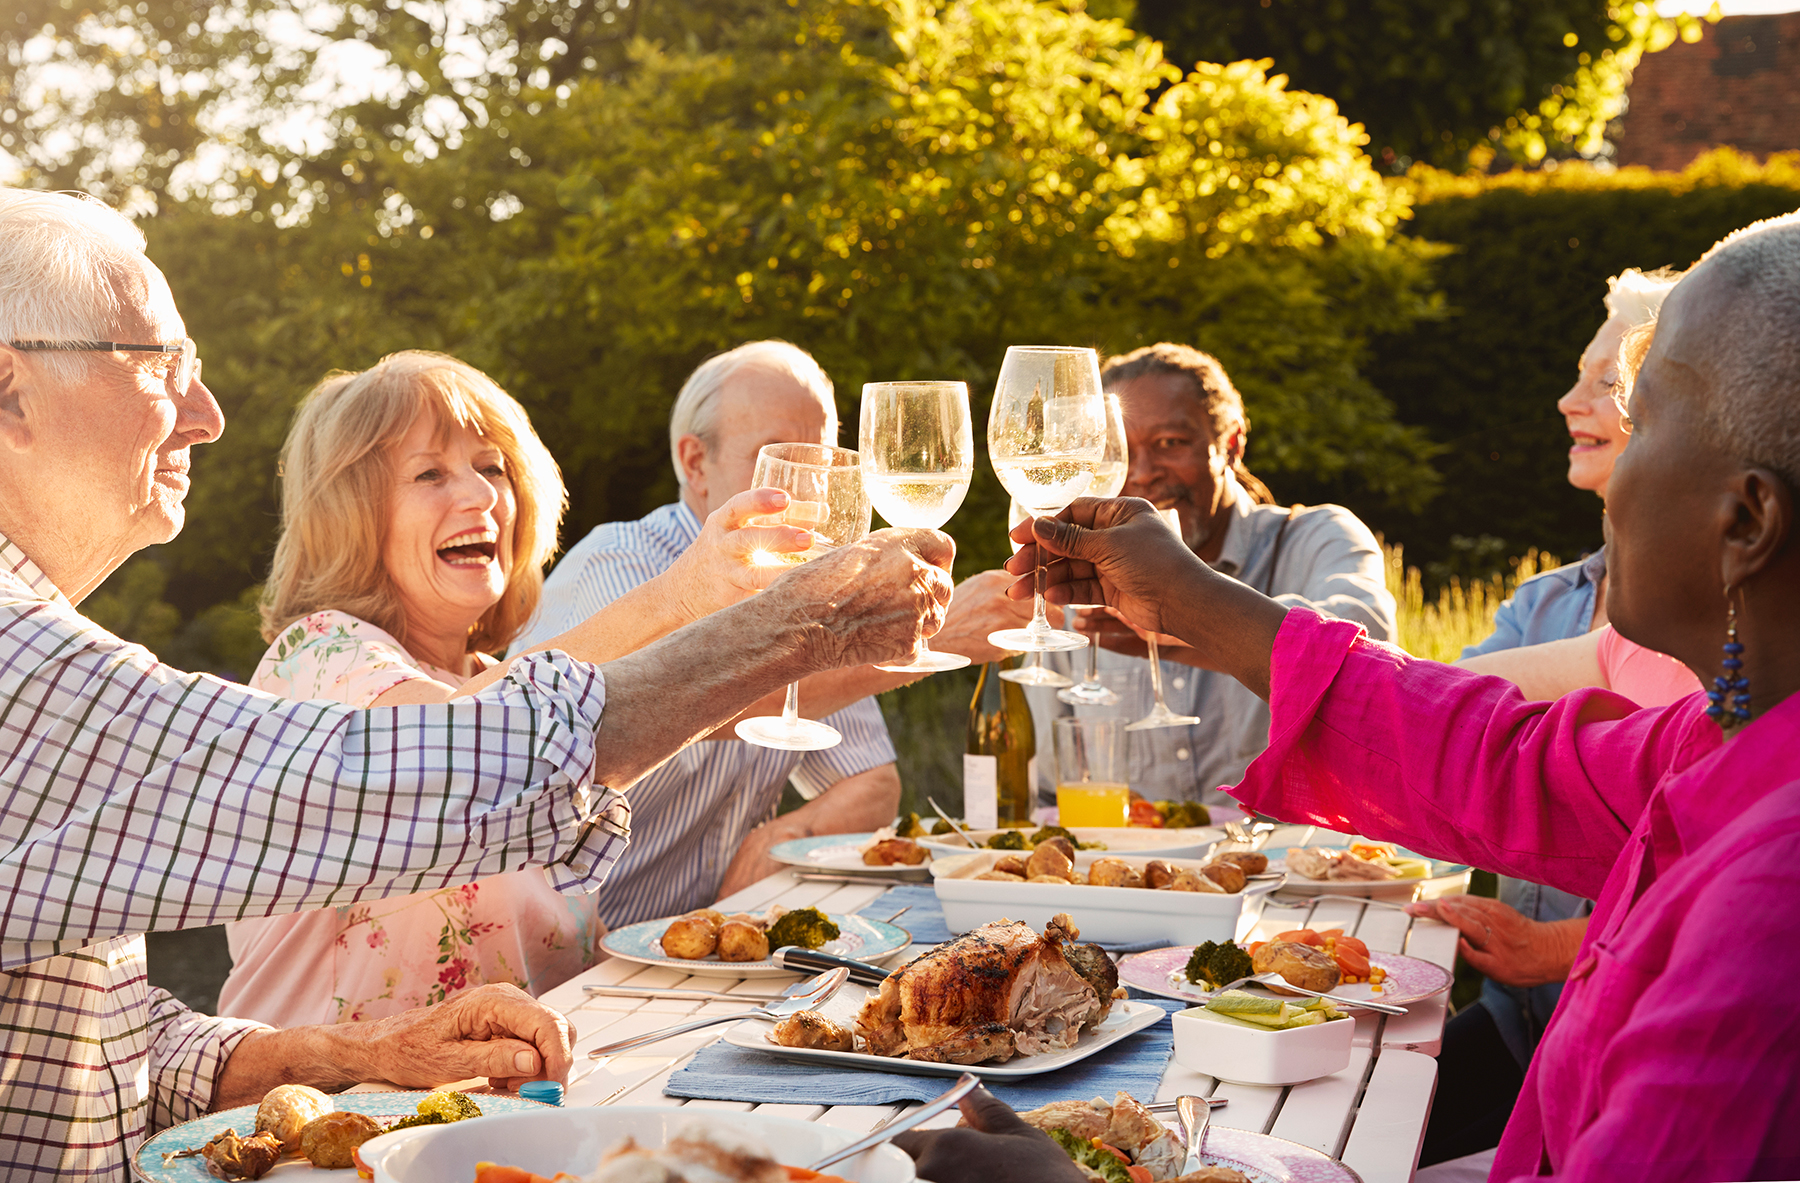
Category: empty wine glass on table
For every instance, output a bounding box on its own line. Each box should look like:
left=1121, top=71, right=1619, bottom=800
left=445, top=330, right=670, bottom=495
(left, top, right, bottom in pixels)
left=987, top=345, right=1109, bottom=672
left=860, top=380, right=974, bottom=673
left=1127, top=507, right=1202, bottom=732
left=733, top=443, right=871, bottom=751
left=1004, top=497, right=1072, bottom=688
left=1058, top=392, right=1128, bottom=706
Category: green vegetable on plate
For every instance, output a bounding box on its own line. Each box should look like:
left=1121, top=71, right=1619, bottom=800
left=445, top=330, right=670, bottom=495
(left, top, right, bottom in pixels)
left=765, top=906, right=841, bottom=950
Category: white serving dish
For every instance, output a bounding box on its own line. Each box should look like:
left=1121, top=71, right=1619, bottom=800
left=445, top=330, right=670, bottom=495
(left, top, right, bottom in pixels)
left=362, top=1105, right=916, bottom=1183
left=931, top=850, right=1277, bottom=946
left=1169, top=1005, right=1355, bottom=1086
left=920, top=825, right=1222, bottom=859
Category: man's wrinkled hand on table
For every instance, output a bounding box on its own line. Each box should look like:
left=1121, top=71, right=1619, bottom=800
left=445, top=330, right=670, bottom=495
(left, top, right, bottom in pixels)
left=341, top=982, right=575, bottom=1093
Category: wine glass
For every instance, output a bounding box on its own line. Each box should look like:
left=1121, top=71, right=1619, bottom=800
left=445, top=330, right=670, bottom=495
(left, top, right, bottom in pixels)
left=1003, top=497, right=1072, bottom=688
left=860, top=380, right=974, bottom=673
left=1058, top=393, right=1128, bottom=706
left=987, top=345, right=1108, bottom=656
left=733, top=443, right=872, bottom=751
left=1126, top=507, right=1202, bottom=732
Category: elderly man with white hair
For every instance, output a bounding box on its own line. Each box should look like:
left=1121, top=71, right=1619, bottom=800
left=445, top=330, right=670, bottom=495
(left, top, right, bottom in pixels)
left=514, top=340, right=1023, bottom=919
left=0, top=191, right=952, bottom=1181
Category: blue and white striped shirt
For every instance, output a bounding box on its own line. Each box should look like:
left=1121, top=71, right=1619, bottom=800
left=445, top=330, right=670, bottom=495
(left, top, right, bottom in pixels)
left=513, top=501, right=897, bottom=928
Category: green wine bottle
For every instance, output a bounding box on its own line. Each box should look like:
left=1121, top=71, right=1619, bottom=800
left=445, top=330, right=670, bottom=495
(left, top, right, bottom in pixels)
left=964, top=655, right=1038, bottom=828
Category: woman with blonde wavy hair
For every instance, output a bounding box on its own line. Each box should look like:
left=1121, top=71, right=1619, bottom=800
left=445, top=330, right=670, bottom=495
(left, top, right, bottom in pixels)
left=216, top=350, right=814, bottom=1026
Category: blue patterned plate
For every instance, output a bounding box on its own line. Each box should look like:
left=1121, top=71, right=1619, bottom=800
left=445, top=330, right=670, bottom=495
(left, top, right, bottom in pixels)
left=600, top=911, right=912, bottom=978
left=131, top=1090, right=550, bottom=1182
left=768, top=832, right=932, bottom=879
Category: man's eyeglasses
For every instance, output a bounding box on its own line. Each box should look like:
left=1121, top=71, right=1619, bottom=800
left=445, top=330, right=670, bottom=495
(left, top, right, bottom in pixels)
left=8, top=338, right=200, bottom=392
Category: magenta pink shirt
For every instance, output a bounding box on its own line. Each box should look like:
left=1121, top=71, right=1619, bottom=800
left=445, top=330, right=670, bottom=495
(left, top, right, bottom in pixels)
left=1231, top=609, right=1800, bottom=1181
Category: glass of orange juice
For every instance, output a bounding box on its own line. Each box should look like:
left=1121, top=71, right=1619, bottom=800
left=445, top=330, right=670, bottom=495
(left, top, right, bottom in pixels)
left=1053, top=717, right=1129, bottom=827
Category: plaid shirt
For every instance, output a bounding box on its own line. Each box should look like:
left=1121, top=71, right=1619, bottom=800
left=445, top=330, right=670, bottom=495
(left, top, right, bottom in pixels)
left=0, top=536, right=629, bottom=1180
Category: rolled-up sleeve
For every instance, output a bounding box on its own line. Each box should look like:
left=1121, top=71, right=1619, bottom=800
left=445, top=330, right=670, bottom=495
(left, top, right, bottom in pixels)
left=0, top=591, right=631, bottom=969
left=146, top=989, right=269, bottom=1130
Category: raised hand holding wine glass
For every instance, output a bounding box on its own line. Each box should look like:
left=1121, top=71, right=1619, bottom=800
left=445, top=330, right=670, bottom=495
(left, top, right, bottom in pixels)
left=733, top=443, right=872, bottom=751
left=986, top=346, right=1108, bottom=663
left=859, top=381, right=974, bottom=673
left=1058, top=392, right=1128, bottom=705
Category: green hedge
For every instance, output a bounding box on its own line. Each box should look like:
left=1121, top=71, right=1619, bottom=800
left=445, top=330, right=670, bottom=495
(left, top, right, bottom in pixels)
left=1316, top=150, right=1800, bottom=582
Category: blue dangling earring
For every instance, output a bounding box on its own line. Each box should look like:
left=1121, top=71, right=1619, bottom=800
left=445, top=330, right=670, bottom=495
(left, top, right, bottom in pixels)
left=1705, top=594, right=1750, bottom=726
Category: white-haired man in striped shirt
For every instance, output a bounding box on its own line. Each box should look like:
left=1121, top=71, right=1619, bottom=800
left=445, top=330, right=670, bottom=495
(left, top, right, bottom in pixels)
left=514, top=341, right=1027, bottom=924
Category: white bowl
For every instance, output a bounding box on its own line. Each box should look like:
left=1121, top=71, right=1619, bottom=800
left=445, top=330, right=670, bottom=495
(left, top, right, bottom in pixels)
left=1169, top=1006, right=1355, bottom=1086
left=919, top=826, right=1221, bottom=859
left=361, top=1105, right=917, bottom=1183
left=930, top=850, right=1277, bottom=946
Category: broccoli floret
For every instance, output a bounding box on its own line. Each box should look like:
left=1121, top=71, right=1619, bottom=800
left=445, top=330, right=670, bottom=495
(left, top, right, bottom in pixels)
left=984, top=830, right=1028, bottom=851
left=1047, top=1129, right=1133, bottom=1183
left=930, top=818, right=957, bottom=835
left=895, top=812, right=926, bottom=838
left=765, top=906, right=840, bottom=950
left=1029, top=824, right=1105, bottom=851
left=1183, top=940, right=1254, bottom=989
left=1162, top=801, right=1212, bottom=829
left=388, top=1090, right=482, bottom=1130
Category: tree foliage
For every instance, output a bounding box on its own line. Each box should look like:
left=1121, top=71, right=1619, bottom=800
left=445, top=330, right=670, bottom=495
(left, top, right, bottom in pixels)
left=1134, top=0, right=1710, bottom=170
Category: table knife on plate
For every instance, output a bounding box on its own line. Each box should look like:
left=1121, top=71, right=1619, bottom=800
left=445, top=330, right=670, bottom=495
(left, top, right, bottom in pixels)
left=773, top=945, right=894, bottom=987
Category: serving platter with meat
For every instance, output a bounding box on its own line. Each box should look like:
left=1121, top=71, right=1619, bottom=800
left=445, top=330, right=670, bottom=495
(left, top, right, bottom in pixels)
left=727, top=916, right=1164, bottom=1078
left=1269, top=845, right=1469, bottom=897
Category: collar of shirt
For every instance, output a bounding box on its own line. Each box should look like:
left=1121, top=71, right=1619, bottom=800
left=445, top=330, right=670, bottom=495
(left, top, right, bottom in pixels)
left=0, top=533, right=68, bottom=606
left=666, top=500, right=705, bottom=551
left=1205, top=472, right=1256, bottom=578
left=1579, top=545, right=1607, bottom=586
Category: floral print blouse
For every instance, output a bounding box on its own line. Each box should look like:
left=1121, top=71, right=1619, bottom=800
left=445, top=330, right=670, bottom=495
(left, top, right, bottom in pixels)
left=214, top=610, right=602, bottom=1027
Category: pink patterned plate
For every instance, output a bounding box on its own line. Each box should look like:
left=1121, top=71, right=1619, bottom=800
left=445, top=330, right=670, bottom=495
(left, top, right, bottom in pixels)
left=1117, top=945, right=1453, bottom=1008
left=1167, top=1125, right=1364, bottom=1183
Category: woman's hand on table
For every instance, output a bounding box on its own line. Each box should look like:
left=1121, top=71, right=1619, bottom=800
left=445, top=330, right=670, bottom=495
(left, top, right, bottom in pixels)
left=892, top=1087, right=1087, bottom=1183
left=666, top=487, right=819, bottom=619
left=1406, top=896, right=1589, bottom=988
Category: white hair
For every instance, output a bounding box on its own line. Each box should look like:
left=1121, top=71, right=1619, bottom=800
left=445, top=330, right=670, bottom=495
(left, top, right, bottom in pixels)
left=1603, top=266, right=1682, bottom=330
left=0, top=190, right=149, bottom=385
left=668, top=340, right=835, bottom=486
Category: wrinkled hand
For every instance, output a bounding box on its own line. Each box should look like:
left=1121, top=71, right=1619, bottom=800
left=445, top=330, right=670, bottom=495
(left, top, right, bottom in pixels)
left=1005, top=497, right=1205, bottom=637
left=1405, top=896, right=1587, bottom=988
left=892, top=1088, right=1086, bottom=1183
left=667, top=487, right=817, bottom=618
left=772, top=527, right=956, bottom=671
left=930, top=570, right=1035, bottom=664
left=341, top=983, right=575, bottom=1093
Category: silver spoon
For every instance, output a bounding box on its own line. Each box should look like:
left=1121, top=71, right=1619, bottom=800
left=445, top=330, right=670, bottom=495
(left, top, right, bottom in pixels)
left=1177, top=1094, right=1212, bottom=1172
left=584, top=966, right=848, bottom=1058
left=806, top=1073, right=981, bottom=1171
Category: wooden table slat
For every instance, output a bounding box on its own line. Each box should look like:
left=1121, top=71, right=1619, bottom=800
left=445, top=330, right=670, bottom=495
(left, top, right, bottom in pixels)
left=1339, top=1049, right=1438, bottom=1183
left=1268, top=1043, right=1373, bottom=1156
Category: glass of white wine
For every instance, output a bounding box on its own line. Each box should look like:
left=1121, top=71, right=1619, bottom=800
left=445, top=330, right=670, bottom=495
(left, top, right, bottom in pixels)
left=1004, top=497, right=1072, bottom=688
left=860, top=380, right=974, bottom=673
left=734, top=443, right=871, bottom=751
left=1127, top=507, right=1202, bottom=733
left=987, top=345, right=1108, bottom=656
left=1057, top=392, right=1128, bottom=705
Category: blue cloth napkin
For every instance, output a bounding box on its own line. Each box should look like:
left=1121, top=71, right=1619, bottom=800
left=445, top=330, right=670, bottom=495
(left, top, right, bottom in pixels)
left=664, top=1000, right=1184, bottom=1108
left=856, top=885, right=1166, bottom=955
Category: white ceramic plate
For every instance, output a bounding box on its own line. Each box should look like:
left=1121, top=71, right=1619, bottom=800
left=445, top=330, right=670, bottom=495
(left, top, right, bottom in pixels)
left=1159, top=1125, right=1364, bottom=1183
left=600, top=911, right=911, bottom=979
left=769, top=832, right=932, bottom=879
left=361, top=1105, right=916, bottom=1183
left=132, top=1091, right=548, bottom=1182
left=1117, top=945, right=1454, bottom=1008
left=724, top=985, right=1167, bottom=1078
left=1270, top=845, right=1470, bottom=896
left=920, top=825, right=1224, bottom=859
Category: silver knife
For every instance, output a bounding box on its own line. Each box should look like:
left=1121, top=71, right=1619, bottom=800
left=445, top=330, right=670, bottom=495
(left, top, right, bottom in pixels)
left=773, top=945, right=895, bottom=987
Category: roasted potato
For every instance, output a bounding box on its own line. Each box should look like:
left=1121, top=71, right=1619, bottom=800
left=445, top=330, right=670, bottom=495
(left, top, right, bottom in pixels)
left=1025, top=841, right=1076, bottom=881
left=1035, top=835, right=1077, bottom=864
left=1142, top=859, right=1176, bottom=889
left=1213, top=851, right=1269, bottom=875
left=1029, top=874, right=1071, bottom=884
left=254, top=1083, right=331, bottom=1153
left=660, top=914, right=720, bottom=959
left=993, top=853, right=1029, bottom=877
left=197, top=1129, right=283, bottom=1179
left=298, top=1111, right=382, bottom=1169
left=716, top=919, right=771, bottom=962
left=863, top=837, right=929, bottom=866
left=974, top=870, right=1026, bottom=881
left=1168, top=868, right=1225, bottom=893
left=688, top=908, right=726, bottom=927
left=1200, top=860, right=1247, bottom=894
left=1252, top=939, right=1343, bottom=993
left=1087, top=857, right=1143, bottom=889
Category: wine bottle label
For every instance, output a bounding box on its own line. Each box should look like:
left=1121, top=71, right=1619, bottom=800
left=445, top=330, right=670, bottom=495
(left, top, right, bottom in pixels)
left=963, top=753, right=999, bottom=829
left=1026, top=755, right=1039, bottom=804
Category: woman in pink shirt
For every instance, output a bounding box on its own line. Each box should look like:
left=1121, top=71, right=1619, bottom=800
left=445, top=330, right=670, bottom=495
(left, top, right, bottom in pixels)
left=217, top=352, right=814, bottom=1027
left=1006, top=213, right=1800, bottom=1180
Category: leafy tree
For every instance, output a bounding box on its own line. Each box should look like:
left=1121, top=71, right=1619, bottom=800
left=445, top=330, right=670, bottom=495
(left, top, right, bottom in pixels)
left=1134, top=0, right=1709, bottom=170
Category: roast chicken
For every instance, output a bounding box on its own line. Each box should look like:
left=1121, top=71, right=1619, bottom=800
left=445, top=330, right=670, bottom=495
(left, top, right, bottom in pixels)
left=855, top=913, right=1112, bottom=1064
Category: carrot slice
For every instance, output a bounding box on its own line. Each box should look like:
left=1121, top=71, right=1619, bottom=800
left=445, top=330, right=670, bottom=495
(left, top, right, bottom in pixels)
left=473, top=1164, right=557, bottom=1183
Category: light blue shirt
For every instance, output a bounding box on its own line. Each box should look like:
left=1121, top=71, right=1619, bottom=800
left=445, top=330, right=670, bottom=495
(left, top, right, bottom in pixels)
left=1463, top=544, right=1606, bottom=1066
left=511, top=501, right=897, bottom=928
